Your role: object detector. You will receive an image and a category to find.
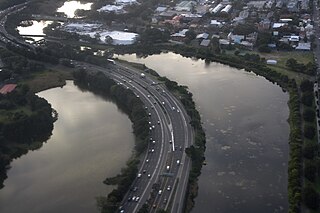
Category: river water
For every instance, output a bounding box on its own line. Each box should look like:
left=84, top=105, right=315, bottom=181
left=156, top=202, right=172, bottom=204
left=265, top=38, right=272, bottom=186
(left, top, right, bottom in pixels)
left=0, top=81, right=135, bottom=213
left=118, top=53, right=289, bottom=213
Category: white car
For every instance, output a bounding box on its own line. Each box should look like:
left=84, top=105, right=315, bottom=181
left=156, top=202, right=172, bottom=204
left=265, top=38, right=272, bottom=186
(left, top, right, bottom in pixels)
left=137, top=173, right=142, bottom=178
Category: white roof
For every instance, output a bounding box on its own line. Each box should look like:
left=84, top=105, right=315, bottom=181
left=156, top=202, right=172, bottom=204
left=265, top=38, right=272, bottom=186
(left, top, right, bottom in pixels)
left=115, top=0, right=137, bottom=4
left=295, top=42, right=311, bottom=50
left=196, top=33, right=209, bottom=39
left=210, top=20, right=222, bottom=25
left=98, top=5, right=124, bottom=13
left=273, top=23, right=286, bottom=28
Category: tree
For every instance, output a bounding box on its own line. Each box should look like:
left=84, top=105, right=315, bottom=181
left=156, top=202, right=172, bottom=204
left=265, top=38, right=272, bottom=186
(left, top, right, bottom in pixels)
left=303, top=108, right=315, bottom=122
left=286, top=58, right=298, bottom=69
left=303, top=184, right=319, bottom=210
left=304, top=160, right=317, bottom=182
left=300, top=80, right=314, bottom=92
left=304, top=125, right=315, bottom=139
left=301, top=92, right=314, bottom=107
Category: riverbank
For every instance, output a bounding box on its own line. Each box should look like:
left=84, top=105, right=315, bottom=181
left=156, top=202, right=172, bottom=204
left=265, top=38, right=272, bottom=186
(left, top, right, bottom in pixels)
left=22, top=66, right=74, bottom=93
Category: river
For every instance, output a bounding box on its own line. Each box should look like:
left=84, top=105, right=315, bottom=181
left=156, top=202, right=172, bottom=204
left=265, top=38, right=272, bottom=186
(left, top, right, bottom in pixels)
left=0, top=81, right=135, bottom=213
left=117, top=52, right=289, bottom=213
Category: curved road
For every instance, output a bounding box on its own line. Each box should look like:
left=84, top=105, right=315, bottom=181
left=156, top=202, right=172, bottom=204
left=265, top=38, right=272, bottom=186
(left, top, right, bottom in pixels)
left=77, top=62, right=194, bottom=213
left=0, top=3, right=195, bottom=212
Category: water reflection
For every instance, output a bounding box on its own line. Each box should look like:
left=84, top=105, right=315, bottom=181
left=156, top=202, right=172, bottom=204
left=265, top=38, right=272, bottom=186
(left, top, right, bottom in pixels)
left=117, top=53, right=289, bottom=213
left=57, top=1, right=93, bottom=18
left=17, top=20, right=52, bottom=42
left=0, top=81, right=135, bottom=213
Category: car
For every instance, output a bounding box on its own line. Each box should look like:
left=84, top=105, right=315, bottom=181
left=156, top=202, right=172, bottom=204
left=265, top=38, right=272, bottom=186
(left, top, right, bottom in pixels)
left=152, top=140, right=156, bottom=144
left=148, top=113, right=151, bottom=116
left=133, top=186, right=138, bottom=191
left=146, top=159, right=149, bottom=163
left=177, top=109, right=180, bottom=113
left=151, top=149, right=155, bottom=152
left=172, top=107, right=175, bottom=110
left=163, top=198, right=167, bottom=204
left=157, top=121, right=160, bottom=124
left=169, top=140, right=172, bottom=144
left=152, top=125, right=155, bottom=129
left=147, top=95, right=151, bottom=98
left=158, top=190, right=162, bottom=195
left=120, top=210, right=124, bottom=213
left=149, top=127, right=152, bottom=131
left=145, top=106, right=148, bottom=109
left=136, top=95, right=140, bottom=98
left=154, top=102, right=157, bottom=104
left=132, top=196, right=136, bottom=201
left=167, top=185, right=171, bottom=191
left=135, top=197, right=140, bottom=201
left=162, top=102, right=165, bottom=105
left=148, top=173, right=151, bottom=178
left=149, top=121, right=152, bottom=125
left=137, top=173, right=142, bottom=178
left=177, top=160, right=180, bottom=165
left=129, top=80, right=132, bottom=83
left=143, top=169, right=146, bottom=173
left=128, top=197, right=132, bottom=201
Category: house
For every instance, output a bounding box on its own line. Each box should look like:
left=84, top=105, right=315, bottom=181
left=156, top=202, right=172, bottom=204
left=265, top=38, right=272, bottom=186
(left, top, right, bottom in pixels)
left=0, top=84, right=17, bottom=95
left=200, top=39, right=211, bottom=47
left=196, top=33, right=209, bottom=39
left=210, top=20, right=223, bottom=28
left=295, top=42, right=311, bottom=51
left=228, top=32, right=244, bottom=44
left=175, top=1, right=197, bottom=11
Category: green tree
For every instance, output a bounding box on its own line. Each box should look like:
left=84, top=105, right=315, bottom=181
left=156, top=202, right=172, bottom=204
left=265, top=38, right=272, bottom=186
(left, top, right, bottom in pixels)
left=303, top=184, right=319, bottom=210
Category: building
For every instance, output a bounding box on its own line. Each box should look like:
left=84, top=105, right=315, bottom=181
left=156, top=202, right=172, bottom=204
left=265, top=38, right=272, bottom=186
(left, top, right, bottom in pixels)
left=266, top=59, right=278, bottom=65
left=175, top=1, right=197, bottom=11
left=0, top=84, right=17, bottom=95
left=200, top=39, right=211, bottom=47
left=210, top=3, right=224, bottom=14
left=221, top=4, right=232, bottom=13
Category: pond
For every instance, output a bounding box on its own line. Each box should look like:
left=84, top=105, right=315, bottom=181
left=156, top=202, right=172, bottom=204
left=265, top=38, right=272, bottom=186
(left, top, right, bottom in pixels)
left=16, top=20, right=52, bottom=42
left=0, top=81, right=135, bottom=213
left=57, top=1, right=93, bottom=18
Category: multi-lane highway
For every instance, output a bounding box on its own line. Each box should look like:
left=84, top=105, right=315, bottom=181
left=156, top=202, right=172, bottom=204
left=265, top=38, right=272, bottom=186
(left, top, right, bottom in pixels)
left=0, top=2, right=195, bottom=212
left=75, top=62, right=194, bottom=213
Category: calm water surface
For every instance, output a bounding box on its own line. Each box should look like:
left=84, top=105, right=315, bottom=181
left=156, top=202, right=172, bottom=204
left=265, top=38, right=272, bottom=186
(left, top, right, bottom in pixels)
left=0, top=81, right=135, bottom=213
left=57, top=1, right=93, bottom=18
left=17, top=20, right=52, bottom=42
left=118, top=53, right=289, bottom=213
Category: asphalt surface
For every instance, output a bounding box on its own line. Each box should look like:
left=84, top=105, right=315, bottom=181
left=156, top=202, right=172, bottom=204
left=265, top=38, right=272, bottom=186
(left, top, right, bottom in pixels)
left=0, top=3, right=195, bottom=212
left=76, top=62, right=194, bottom=213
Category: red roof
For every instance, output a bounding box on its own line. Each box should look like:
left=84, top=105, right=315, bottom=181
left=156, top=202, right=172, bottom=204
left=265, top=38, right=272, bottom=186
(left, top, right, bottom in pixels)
left=0, top=84, right=17, bottom=94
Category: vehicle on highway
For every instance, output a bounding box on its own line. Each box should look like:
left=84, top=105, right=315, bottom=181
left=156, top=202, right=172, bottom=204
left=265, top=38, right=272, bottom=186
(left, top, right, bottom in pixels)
left=166, top=165, right=170, bottom=171
left=148, top=174, right=151, bottom=178
left=158, top=190, right=162, bottom=195
left=167, top=185, right=171, bottom=191
left=177, top=160, right=180, bottom=165
left=148, top=113, right=151, bottom=116
left=146, top=159, right=149, bottom=163
left=147, top=95, right=151, bottom=98
left=137, top=173, right=142, bottom=178
left=140, top=73, right=145, bottom=78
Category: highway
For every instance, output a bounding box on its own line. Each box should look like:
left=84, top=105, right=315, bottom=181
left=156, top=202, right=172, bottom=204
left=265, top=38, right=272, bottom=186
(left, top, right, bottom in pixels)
left=76, top=62, right=194, bottom=212
left=0, top=3, right=195, bottom=212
